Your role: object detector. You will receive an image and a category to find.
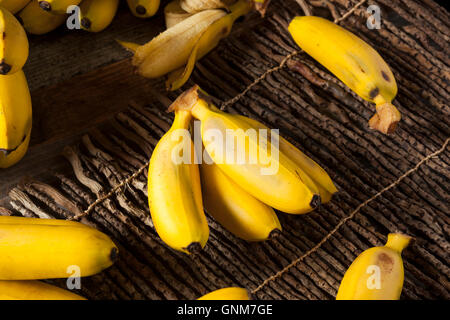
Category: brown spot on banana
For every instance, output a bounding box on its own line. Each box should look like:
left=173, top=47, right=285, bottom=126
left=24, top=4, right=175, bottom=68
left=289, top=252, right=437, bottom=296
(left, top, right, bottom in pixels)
left=136, top=5, right=147, bottom=15
left=369, top=87, right=380, bottom=99
left=377, top=252, right=394, bottom=273
left=381, top=70, right=390, bottom=81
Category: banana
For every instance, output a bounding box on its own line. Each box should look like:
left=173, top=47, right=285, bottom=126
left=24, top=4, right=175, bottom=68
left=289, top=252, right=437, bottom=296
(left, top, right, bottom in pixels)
left=0, top=215, right=90, bottom=227
left=0, top=218, right=118, bottom=280
left=0, top=7, right=29, bottom=75
left=288, top=16, right=400, bottom=134
left=336, top=233, right=412, bottom=300
left=148, top=109, right=209, bottom=254
left=200, top=152, right=282, bottom=241
left=79, top=0, right=119, bottom=33
left=0, top=280, right=86, bottom=300
left=126, top=0, right=160, bottom=18
left=0, top=0, right=31, bottom=14
left=164, top=0, right=193, bottom=29
left=18, top=0, right=66, bottom=35
left=179, top=0, right=235, bottom=13
left=198, top=287, right=250, bottom=300
left=38, top=0, right=81, bottom=14
left=170, top=86, right=322, bottom=214
left=0, top=70, right=32, bottom=168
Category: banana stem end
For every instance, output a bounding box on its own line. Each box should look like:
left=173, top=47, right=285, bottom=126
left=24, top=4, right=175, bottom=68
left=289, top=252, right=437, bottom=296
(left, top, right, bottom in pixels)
left=368, top=103, right=401, bottom=134
left=385, top=233, right=413, bottom=253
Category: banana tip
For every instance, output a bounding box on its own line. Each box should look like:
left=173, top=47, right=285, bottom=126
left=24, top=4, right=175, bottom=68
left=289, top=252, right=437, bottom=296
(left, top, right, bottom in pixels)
left=39, top=1, right=51, bottom=11
left=269, top=228, right=282, bottom=240
left=168, top=85, right=205, bottom=112
left=0, top=62, right=12, bottom=75
left=110, top=247, right=119, bottom=262
left=310, top=194, right=321, bottom=209
left=369, top=103, right=401, bottom=134
left=187, top=242, right=203, bottom=254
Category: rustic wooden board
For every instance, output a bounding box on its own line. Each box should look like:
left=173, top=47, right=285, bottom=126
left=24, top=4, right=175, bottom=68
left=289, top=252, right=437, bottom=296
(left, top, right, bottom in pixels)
left=0, top=0, right=449, bottom=300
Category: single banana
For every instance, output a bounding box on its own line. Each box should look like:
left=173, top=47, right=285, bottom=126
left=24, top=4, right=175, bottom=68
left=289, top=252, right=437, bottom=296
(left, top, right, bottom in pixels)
left=0, top=0, right=31, bottom=14
left=0, top=70, right=32, bottom=168
left=148, top=110, right=209, bottom=254
left=0, top=7, right=29, bottom=75
left=198, top=287, right=250, bottom=300
left=180, top=0, right=235, bottom=13
left=0, top=217, right=118, bottom=280
left=79, top=0, right=119, bottom=33
left=18, top=0, right=66, bottom=35
left=38, top=0, right=81, bottom=14
left=200, top=152, right=282, bottom=241
left=170, top=86, right=321, bottom=214
left=0, top=215, right=90, bottom=227
left=164, top=0, right=194, bottom=29
left=336, top=233, right=412, bottom=300
left=126, top=0, right=160, bottom=18
left=289, top=16, right=400, bottom=134
left=0, top=280, right=86, bottom=300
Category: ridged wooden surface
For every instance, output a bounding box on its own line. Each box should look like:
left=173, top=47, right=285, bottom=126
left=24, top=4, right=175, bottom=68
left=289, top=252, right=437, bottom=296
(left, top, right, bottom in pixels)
left=1, top=0, right=449, bottom=300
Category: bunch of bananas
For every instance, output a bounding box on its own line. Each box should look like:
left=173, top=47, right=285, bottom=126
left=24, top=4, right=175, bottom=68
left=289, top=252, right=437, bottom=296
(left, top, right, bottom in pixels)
left=0, top=215, right=118, bottom=299
left=147, top=85, right=337, bottom=253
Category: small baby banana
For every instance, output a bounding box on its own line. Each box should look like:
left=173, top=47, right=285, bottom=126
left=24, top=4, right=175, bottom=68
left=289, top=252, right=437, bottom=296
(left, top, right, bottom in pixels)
left=0, top=0, right=31, bottom=14
left=0, top=216, right=118, bottom=280
left=289, top=16, right=400, bottom=134
left=198, top=287, right=250, bottom=300
left=180, top=0, right=235, bottom=13
left=38, top=0, right=82, bottom=14
left=18, top=0, right=67, bottom=35
left=0, top=70, right=32, bottom=168
left=148, top=110, right=209, bottom=254
left=0, top=7, right=29, bottom=75
left=126, top=0, right=160, bottom=18
left=79, top=0, right=119, bottom=33
left=0, top=280, right=86, bottom=300
left=336, top=233, right=412, bottom=300
left=164, top=0, right=194, bottom=29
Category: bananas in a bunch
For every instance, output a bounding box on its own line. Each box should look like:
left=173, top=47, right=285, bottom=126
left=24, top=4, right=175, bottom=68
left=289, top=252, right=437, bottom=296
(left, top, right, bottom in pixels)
left=38, top=0, right=81, bottom=14
left=0, top=216, right=118, bottom=280
left=289, top=16, right=400, bottom=134
left=148, top=110, right=209, bottom=254
left=0, top=6, right=29, bottom=75
left=119, top=0, right=252, bottom=91
left=0, top=70, right=32, bottom=168
left=0, top=280, right=86, bottom=300
left=126, top=0, right=160, bottom=18
left=79, top=0, right=119, bottom=33
left=336, top=233, right=412, bottom=300
left=0, top=0, right=31, bottom=14
left=18, top=0, right=67, bottom=35
left=198, top=287, right=250, bottom=300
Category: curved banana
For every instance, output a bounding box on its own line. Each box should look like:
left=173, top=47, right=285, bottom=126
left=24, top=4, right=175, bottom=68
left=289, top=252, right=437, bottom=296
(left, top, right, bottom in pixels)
left=18, top=0, right=66, bottom=35
left=180, top=0, right=234, bottom=13
left=0, top=0, right=31, bottom=14
left=0, top=280, right=86, bottom=300
left=0, top=7, right=29, bottom=75
left=38, top=0, right=81, bottom=14
left=79, top=0, right=119, bottom=33
left=164, top=0, right=193, bottom=29
left=200, top=156, right=281, bottom=241
left=126, top=0, right=160, bottom=18
left=0, top=218, right=118, bottom=280
left=0, top=70, right=32, bottom=169
left=336, top=233, right=412, bottom=300
left=198, top=287, right=250, bottom=300
left=170, top=86, right=321, bottom=214
left=148, top=110, right=209, bottom=254
left=289, top=16, right=400, bottom=134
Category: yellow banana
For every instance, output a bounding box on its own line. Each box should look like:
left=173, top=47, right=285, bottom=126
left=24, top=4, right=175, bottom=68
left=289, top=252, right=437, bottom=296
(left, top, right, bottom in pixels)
left=38, top=0, right=81, bottom=14
left=0, top=280, right=86, bottom=300
left=0, top=7, right=29, bottom=75
left=148, top=110, right=209, bottom=254
left=0, top=0, right=31, bottom=14
left=164, top=0, right=194, bottom=29
left=126, top=0, right=160, bottom=18
left=0, top=215, right=90, bottom=227
left=180, top=0, right=234, bottom=13
left=0, top=70, right=32, bottom=168
left=0, top=217, right=118, bottom=280
left=79, top=0, right=119, bottom=33
left=200, top=155, right=281, bottom=241
left=336, top=233, right=412, bottom=300
left=198, top=287, right=250, bottom=300
left=289, top=16, right=400, bottom=134
left=170, top=86, right=321, bottom=214
left=18, top=0, right=66, bottom=35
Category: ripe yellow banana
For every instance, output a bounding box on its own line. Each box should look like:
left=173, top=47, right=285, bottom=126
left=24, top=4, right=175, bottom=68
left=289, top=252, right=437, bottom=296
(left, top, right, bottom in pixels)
left=164, top=0, right=193, bottom=29
left=0, top=216, right=118, bottom=280
left=148, top=110, right=209, bottom=254
left=0, top=215, right=90, bottom=227
left=200, top=155, right=282, bottom=241
left=38, top=0, right=81, bottom=14
left=18, top=0, right=66, bottom=35
left=336, top=233, right=412, bottom=300
left=0, top=280, right=86, bottom=300
left=289, top=16, right=400, bottom=134
left=0, top=70, right=32, bottom=169
left=180, top=0, right=234, bottom=13
left=0, top=0, right=31, bottom=14
left=79, top=0, right=119, bottom=33
left=0, top=7, right=29, bottom=75
left=126, top=0, right=160, bottom=18
left=198, top=287, right=250, bottom=300
left=170, top=86, right=322, bottom=214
